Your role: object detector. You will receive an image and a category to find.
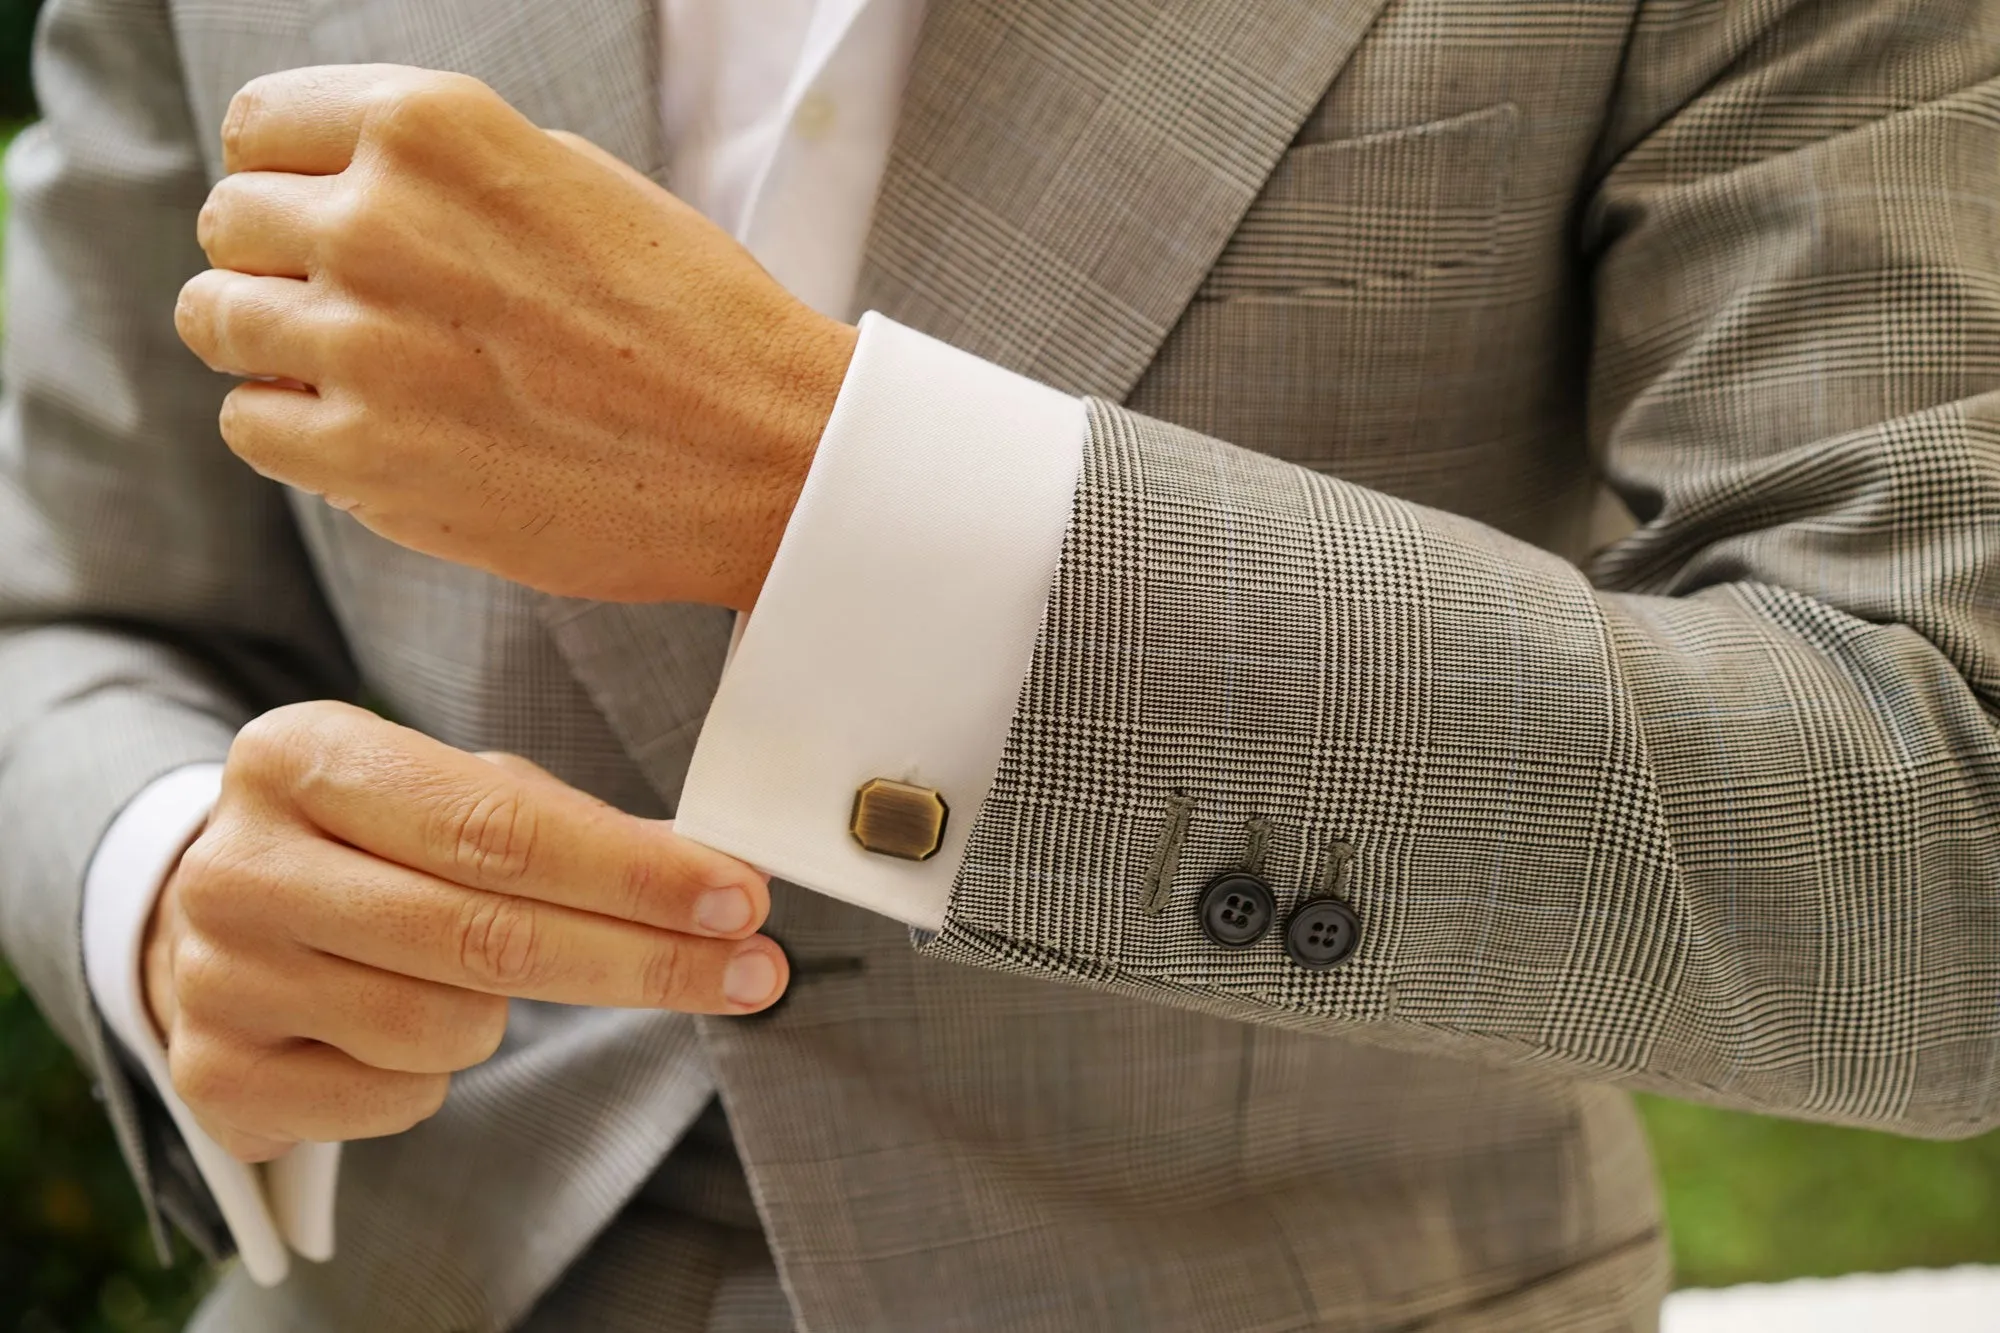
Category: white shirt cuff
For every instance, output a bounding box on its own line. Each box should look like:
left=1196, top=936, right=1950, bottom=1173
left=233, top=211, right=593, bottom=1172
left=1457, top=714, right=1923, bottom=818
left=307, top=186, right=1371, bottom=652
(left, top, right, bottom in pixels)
left=677, top=313, right=1087, bottom=931
left=80, top=762, right=341, bottom=1286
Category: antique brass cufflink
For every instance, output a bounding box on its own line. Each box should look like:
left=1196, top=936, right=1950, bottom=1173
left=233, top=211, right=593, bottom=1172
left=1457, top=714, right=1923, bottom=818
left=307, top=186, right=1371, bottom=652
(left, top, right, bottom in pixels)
left=850, top=778, right=949, bottom=861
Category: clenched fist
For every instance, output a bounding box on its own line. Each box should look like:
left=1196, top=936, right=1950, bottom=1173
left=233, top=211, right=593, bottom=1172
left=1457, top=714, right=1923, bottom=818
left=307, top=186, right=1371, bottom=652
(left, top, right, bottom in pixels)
left=142, top=701, right=788, bottom=1163
left=174, top=64, right=858, bottom=609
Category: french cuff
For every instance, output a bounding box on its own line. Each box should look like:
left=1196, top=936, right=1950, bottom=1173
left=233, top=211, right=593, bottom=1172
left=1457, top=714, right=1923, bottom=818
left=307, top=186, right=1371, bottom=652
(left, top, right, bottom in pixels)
left=80, top=762, right=341, bottom=1286
left=677, top=313, right=1086, bottom=931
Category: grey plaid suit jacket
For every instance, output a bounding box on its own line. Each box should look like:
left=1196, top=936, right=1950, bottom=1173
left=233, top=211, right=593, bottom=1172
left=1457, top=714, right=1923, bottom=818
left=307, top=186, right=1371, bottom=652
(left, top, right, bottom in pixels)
left=4, top=0, right=1998, bottom=1328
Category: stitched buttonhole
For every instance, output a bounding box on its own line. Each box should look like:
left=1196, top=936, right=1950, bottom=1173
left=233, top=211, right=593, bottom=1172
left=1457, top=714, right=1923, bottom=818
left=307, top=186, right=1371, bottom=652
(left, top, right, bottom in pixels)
left=1142, top=794, right=1195, bottom=915
left=1316, top=839, right=1356, bottom=901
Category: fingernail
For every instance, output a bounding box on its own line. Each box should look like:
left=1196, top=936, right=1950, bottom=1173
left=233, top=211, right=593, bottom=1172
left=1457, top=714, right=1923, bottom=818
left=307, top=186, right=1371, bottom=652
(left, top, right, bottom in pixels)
left=723, top=947, right=779, bottom=1007
left=695, top=888, right=753, bottom=934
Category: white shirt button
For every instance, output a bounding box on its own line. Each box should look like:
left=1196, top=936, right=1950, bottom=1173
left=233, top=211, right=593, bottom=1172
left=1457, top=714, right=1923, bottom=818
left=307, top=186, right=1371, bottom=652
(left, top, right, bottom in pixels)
left=794, top=89, right=838, bottom=141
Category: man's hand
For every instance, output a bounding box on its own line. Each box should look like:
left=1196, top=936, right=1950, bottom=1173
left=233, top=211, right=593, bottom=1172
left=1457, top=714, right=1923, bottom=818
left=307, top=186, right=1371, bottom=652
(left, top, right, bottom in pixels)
left=140, top=701, right=788, bottom=1163
left=174, top=65, right=859, bottom=609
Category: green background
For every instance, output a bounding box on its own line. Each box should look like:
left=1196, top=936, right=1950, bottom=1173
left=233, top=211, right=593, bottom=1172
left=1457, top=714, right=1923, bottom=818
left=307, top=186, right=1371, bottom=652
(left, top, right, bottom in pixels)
left=1, top=7, right=1996, bottom=1329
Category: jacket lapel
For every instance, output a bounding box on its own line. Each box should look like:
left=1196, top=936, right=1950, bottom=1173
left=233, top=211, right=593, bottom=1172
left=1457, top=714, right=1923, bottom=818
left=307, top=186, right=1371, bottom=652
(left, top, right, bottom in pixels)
left=855, top=0, right=1391, bottom=399
left=537, top=0, right=1385, bottom=820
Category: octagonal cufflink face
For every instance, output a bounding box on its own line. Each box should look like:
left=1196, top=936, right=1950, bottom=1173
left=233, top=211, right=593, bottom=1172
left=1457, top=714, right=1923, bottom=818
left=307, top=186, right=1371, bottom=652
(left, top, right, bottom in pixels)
left=850, top=778, right=949, bottom=861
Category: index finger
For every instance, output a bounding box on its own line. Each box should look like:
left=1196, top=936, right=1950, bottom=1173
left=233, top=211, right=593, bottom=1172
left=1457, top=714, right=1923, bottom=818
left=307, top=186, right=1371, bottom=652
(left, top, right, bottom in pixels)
left=221, top=64, right=420, bottom=175
left=242, top=705, right=771, bottom=940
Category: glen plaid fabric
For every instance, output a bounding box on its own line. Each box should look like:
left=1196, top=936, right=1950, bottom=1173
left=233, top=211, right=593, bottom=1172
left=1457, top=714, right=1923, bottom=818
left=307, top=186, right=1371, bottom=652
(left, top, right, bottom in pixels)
left=919, top=0, right=2000, bottom=1139
left=1, top=0, right=1995, bottom=1331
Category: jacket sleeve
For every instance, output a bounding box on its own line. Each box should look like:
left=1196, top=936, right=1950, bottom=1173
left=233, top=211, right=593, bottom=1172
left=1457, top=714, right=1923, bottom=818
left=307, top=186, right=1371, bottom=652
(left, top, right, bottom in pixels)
left=0, top=0, right=354, bottom=1253
left=920, top=0, right=2000, bottom=1139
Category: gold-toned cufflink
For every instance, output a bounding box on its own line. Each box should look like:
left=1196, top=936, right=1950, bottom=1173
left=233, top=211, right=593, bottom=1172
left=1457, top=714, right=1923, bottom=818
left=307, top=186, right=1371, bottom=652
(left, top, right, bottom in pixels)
left=850, top=778, right=949, bottom=861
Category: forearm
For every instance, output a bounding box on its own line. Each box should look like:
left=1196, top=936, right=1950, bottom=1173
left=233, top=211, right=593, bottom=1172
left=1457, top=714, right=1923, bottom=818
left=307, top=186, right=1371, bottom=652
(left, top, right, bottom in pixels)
left=914, top=400, right=2000, bottom=1137
left=670, top=312, right=1996, bottom=1136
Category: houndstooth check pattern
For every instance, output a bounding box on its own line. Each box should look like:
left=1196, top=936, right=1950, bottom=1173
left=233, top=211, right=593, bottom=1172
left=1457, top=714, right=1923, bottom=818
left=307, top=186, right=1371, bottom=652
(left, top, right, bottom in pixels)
left=1, top=0, right=1995, bottom=1328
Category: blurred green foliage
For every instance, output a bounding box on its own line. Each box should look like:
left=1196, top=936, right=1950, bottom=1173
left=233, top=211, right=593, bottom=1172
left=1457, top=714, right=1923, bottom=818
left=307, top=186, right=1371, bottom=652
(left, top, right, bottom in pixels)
left=2, top=0, right=41, bottom=118
left=1642, top=1095, right=2000, bottom=1288
left=0, top=964, right=210, bottom=1332
left=0, top=47, right=1996, bottom=1328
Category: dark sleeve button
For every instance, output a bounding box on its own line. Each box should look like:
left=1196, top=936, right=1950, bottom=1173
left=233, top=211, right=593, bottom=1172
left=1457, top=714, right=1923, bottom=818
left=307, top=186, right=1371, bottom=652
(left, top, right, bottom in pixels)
left=1284, top=898, right=1360, bottom=970
left=1197, top=872, right=1275, bottom=949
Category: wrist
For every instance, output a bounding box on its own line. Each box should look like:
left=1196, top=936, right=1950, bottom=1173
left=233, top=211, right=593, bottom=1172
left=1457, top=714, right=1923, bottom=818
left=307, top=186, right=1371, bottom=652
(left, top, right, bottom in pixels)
left=720, top=312, right=859, bottom=612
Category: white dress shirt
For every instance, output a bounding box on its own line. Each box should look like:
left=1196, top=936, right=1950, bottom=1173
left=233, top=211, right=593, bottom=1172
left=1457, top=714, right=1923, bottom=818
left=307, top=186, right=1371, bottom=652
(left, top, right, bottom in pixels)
left=79, top=0, right=1087, bottom=1285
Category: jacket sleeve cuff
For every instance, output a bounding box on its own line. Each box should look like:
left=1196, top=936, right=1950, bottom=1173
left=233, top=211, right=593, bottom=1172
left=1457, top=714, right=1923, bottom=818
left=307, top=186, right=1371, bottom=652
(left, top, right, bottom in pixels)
left=81, top=761, right=341, bottom=1285
left=677, top=313, right=1086, bottom=931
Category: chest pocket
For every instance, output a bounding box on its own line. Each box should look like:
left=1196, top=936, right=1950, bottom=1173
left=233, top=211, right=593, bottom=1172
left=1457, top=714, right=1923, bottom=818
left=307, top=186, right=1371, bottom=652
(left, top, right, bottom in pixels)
left=1199, top=101, right=1519, bottom=299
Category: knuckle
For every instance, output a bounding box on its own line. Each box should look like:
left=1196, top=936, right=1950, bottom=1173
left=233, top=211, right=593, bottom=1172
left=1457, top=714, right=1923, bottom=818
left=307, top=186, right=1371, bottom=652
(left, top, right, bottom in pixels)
left=370, top=75, right=477, bottom=151
left=442, top=787, right=540, bottom=885
left=404, top=991, right=509, bottom=1071
left=612, top=845, right=663, bottom=924
left=210, top=277, right=275, bottom=353
left=317, top=186, right=389, bottom=269
left=230, top=706, right=310, bottom=786
left=167, top=935, right=233, bottom=1016
left=168, top=1035, right=242, bottom=1115
left=216, top=386, right=302, bottom=478
left=451, top=993, right=511, bottom=1067
left=216, top=386, right=267, bottom=465
left=375, top=985, right=505, bottom=1071
left=398, top=1074, right=452, bottom=1131
left=171, top=833, right=226, bottom=901
left=312, top=390, right=379, bottom=482
left=638, top=936, right=694, bottom=1009
left=454, top=895, right=544, bottom=992
left=220, top=84, right=262, bottom=163
left=207, top=170, right=252, bottom=218
left=173, top=829, right=258, bottom=929
left=216, top=387, right=244, bottom=442
left=229, top=709, right=288, bottom=767
left=232, top=701, right=357, bottom=790
left=367, top=85, right=428, bottom=147
left=236, top=700, right=310, bottom=751
left=203, top=274, right=245, bottom=343
left=175, top=274, right=215, bottom=351
left=196, top=192, right=223, bottom=255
